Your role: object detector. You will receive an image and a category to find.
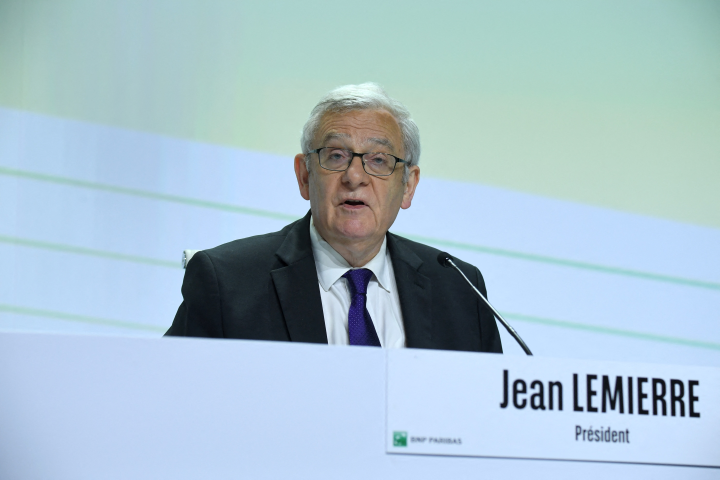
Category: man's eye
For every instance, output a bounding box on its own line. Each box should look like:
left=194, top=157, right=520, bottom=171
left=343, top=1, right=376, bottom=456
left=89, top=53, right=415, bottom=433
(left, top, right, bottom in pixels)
left=327, top=150, right=349, bottom=160
left=366, top=154, right=389, bottom=165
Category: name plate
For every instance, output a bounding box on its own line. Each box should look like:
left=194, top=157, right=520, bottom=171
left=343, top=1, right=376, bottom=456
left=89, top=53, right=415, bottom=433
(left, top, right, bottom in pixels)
left=386, top=350, right=720, bottom=468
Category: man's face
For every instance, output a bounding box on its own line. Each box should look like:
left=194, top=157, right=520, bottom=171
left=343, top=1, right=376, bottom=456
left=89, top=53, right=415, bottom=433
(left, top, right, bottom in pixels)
left=294, top=109, right=420, bottom=253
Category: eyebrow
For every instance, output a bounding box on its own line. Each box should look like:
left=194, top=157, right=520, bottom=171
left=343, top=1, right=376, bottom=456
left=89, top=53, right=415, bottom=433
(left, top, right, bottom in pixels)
left=320, top=132, right=351, bottom=145
left=321, top=133, right=395, bottom=152
left=366, top=137, right=394, bottom=150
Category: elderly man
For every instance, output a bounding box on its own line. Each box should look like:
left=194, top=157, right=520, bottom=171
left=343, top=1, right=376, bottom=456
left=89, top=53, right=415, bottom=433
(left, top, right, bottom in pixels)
left=166, top=83, right=502, bottom=353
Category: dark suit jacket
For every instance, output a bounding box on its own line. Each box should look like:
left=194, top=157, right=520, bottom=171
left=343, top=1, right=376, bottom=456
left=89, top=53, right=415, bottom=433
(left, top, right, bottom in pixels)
left=166, top=212, right=502, bottom=353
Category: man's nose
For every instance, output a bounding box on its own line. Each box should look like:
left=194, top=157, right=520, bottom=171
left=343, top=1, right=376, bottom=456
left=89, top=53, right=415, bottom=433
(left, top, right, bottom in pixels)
left=342, top=153, right=370, bottom=185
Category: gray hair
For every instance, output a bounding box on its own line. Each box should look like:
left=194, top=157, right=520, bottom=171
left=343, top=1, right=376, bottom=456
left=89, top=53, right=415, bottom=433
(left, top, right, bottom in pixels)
left=301, top=82, right=420, bottom=183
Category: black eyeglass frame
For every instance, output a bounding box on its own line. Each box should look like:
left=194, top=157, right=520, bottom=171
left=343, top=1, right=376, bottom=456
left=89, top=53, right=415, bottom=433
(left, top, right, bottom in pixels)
left=307, top=147, right=407, bottom=177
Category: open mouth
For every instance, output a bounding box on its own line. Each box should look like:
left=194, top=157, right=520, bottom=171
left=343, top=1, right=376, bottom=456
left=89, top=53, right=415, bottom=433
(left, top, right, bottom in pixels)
left=343, top=200, right=366, bottom=207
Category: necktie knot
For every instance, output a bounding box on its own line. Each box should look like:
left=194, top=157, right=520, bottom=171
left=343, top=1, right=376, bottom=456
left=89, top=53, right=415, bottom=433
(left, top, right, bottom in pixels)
left=343, top=268, right=374, bottom=296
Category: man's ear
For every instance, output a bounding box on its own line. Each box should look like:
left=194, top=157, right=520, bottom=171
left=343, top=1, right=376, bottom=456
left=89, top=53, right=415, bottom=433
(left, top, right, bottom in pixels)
left=294, top=154, right=311, bottom=201
left=401, top=165, right=420, bottom=210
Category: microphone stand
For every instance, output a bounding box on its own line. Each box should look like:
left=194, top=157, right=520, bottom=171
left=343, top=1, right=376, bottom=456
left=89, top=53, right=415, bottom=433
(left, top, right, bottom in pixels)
left=440, top=254, right=533, bottom=356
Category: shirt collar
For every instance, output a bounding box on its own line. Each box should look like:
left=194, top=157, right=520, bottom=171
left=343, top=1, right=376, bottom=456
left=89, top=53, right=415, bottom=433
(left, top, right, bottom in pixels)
left=309, top=217, right=392, bottom=293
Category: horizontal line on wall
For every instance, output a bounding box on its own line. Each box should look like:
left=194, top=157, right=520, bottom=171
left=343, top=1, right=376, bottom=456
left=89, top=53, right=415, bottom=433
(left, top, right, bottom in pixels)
left=0, top=166, right=298, bottom=221
left=0, top=235, right=179, bottom=268
left=503, top=311, right=720, bottom=351
left=0, top=304, right=167, bottom=333
left=407, top=235, right=720, bottom=291
left=2, top=166, right=719, bottom=291
left=0, top=302, right=716, bottom=352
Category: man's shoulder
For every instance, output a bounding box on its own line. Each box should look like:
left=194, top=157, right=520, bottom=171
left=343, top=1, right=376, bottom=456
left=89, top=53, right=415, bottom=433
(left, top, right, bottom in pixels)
left=197, top=218, right=301, bottom=270
left=388, top=232, right=480, bottom=280
left=388, top=232, right=441, bottom=260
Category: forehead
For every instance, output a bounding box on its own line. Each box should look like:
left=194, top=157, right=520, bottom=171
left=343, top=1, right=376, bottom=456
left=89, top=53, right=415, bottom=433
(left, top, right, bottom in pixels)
left=315, top=109, right=403, bottom=152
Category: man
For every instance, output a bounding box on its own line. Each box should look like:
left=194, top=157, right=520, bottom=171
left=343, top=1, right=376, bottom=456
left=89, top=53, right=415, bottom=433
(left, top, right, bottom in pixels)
left=166, top=83, right=502, bottom=353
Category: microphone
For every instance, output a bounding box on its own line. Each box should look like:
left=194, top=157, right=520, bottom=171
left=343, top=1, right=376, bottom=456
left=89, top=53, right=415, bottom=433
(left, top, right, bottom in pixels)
left=437, top=252, right=533, bottom=356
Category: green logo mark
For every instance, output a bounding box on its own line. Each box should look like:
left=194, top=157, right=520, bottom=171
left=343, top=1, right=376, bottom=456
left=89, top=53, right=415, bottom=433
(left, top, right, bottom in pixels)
left=393, top=431, right=408, bottom=447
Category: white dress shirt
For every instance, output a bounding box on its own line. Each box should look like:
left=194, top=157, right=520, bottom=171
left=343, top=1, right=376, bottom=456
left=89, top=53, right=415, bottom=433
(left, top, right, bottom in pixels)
left=309, top=218, right=406, bottom=348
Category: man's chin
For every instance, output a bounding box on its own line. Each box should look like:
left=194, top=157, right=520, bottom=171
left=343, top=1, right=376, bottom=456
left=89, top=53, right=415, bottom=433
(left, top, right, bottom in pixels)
left=333, top=219, right=378, bottom=242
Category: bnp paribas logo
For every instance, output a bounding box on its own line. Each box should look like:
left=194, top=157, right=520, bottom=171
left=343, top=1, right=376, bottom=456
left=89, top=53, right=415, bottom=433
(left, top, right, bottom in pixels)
left=393, top=431, right=408, bottom=447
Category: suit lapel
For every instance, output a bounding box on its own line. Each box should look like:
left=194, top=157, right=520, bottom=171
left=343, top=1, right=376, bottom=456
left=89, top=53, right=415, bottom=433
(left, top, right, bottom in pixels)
left=271, top=212, right=328, bottom=344
left=387, top=233, right=433, bottom=349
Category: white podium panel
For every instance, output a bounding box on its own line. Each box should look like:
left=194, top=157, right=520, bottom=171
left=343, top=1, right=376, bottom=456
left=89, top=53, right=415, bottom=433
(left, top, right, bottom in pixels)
left=0, top=332, right=718, bottom=480
left=386, top=349, right=719, bottom=467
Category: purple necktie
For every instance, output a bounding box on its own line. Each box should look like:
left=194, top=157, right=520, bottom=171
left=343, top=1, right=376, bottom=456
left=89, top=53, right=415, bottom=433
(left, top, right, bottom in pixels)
left=343, top=268, right=381, bottom=347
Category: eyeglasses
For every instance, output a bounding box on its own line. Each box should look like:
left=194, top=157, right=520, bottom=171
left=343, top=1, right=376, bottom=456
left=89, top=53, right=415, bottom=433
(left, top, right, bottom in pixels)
left=308, top=147, right=406, bottom=177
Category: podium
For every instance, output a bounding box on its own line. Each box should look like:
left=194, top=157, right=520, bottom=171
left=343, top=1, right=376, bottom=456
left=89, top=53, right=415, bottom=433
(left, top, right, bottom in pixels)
left=0, top=332, right=717, bottom=479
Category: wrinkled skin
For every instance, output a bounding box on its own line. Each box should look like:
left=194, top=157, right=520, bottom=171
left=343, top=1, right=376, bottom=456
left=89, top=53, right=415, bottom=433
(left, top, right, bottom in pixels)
left=294, top=109, right=420, bottom=267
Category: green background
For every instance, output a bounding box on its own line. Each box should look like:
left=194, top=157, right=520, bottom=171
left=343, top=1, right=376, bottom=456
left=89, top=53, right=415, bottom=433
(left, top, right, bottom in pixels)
left=1, top=0, right=718, bottom=227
